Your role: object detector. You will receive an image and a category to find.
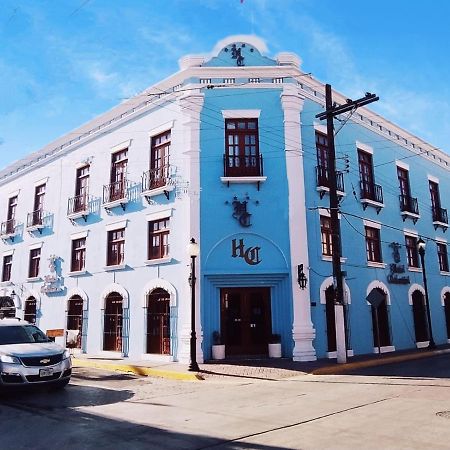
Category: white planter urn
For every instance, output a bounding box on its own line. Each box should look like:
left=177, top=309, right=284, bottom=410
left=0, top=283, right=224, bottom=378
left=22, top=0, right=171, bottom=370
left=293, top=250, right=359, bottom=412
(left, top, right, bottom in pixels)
left=212, top=344, right=226, bottom=360
left=268, top=343, right=282, bottom=358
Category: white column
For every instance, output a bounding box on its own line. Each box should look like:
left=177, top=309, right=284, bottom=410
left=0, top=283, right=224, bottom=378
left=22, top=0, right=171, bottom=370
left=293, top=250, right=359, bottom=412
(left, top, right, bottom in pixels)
left=178, top=89, right=204, bottom=364
left=281, top=84, right=316, bottom=361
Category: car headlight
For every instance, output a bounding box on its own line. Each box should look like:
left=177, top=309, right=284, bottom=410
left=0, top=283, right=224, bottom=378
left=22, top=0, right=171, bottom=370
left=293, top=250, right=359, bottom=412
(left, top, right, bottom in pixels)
left=62, top=349, right=71, bottom=360
left=0, top=354, right=20, bottom=364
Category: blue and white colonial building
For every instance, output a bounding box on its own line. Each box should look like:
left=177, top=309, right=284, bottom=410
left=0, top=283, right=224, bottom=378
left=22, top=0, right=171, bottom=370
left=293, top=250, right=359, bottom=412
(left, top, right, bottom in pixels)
left=1, top=35, right=450, bottom=363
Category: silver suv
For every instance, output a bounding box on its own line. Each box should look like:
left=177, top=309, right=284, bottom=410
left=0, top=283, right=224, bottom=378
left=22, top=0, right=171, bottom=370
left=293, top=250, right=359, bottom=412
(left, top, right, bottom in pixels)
left=0, top=318, right=71, bottom=390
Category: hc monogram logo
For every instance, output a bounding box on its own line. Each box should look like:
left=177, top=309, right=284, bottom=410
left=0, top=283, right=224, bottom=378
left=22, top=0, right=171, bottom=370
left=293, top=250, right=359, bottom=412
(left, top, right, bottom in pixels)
left=232, top=239, right=261, bottom=265
left=232, top=199, right=251, bottom=227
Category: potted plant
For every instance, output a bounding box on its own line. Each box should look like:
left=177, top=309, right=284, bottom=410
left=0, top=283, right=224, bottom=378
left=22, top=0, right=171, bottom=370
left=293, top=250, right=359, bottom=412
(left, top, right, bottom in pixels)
left=268, top=333, right=282, bottom=358
left=211, top=331, right=225, bottom=360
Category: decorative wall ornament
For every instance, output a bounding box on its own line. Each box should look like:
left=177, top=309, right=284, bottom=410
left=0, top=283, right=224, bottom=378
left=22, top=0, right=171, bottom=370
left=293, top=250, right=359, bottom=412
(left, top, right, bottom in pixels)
left=231, top=196, right=252, bottom=227
left=387, top=242, right=410, bottom=284
left=231, top=238, right=261, bottom=265
left=225, top=43, right=245, bottom=66
left=41, top=255, right=64, bottom=294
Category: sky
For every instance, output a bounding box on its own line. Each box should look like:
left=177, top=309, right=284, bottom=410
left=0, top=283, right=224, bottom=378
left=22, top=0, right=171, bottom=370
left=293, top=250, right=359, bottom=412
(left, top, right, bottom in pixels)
left=1, top=0, right=450, bottom=169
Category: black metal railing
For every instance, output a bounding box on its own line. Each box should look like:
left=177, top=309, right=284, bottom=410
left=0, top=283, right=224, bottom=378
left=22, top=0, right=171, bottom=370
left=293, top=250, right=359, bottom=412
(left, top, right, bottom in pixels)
left=432, top=206, right=448, bottom=224
left=103, top=180, right=127, bottom=204
left=67, top=194, right=88, bottom=216
left=142, top=167, right=170, bottom=192
left=27, top=209, right=44, bottom=228
left=223, top=154, right=263, bottom=177
left=399, top=194, right=419, bottom=215
left=0, top=219, right=15, bottom=236
left=360, top=180, right=383, bottom=204
left=316, top=166, right=345, bottom=192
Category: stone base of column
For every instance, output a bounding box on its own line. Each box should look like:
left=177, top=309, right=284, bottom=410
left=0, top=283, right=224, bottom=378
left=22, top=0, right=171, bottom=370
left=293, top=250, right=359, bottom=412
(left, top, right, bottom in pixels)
left=292, top=325, right=317, bottom=361
left=177, top=325, right=204, bottom=364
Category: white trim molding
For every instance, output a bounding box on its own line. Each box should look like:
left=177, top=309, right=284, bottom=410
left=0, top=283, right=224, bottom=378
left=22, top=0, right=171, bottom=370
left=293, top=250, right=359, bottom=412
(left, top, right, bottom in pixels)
left=141, top=278, right=177, bottom=307
left=356, top=141, right=373, bottom=154
left=313, top=122, right=327, bottom=134
left=428, top=174, right=439, bottom=184
left=67, top=287, right=89, bottom=311
left=319, top=276, right=352, bottom=305
left=408, top=283, right=425, bottom=305
left=221, top=109, right=261, bottom=119
left=395, top=160, right=410, bottom=171
left=70, top=230, right=89, bottom=240
left=148, top=120, right=175, bottom=138
left=111, top=139, right=132, bottom=153
left=34, top=177, right=48, bottom=187
left=146, top=208, right=173, bottom=222
left=373, top=345, right=395, bottom=354
left=28, top=241, right=44, bottom=250
left=105, top=219, right=128, bottom=231
left=2, top=249, right=14, bottom=257
left=8, top=189, right=20, bottom=197
left=363, top=219, right=382, bottom=229
left=441, top=286, right=450, bottom=306
left=366, top=280, right=391, bottom=305
left=101, top=283, right=129, bottom=309
left=403, top=228, right=418, bottom=237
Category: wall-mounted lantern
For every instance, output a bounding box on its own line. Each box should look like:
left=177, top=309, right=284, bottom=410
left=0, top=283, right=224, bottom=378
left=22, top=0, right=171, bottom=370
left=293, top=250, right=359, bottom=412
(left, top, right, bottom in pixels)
left=297, top=264, right=308, bottom=289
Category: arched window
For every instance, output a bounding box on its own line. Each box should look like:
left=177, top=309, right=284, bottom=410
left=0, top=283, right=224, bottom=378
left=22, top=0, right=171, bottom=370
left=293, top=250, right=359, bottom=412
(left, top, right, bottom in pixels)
left=103, top=292, right=123, bottom=352
left=443, top=293, right=450, bottom=340
left=146, top=288, right=171, bottom=354
left=67, top=295, right=83, bottom=349
left=412, top=290, right=428, bottom=343
left=0, top=296, right=16, bottom=318
left=369, top=288, right=391, bottom=349
left=24, top=297, right=37, bottom=324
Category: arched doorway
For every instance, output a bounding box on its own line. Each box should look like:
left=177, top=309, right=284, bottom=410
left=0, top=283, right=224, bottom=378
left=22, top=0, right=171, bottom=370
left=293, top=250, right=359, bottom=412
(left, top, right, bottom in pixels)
left=103, top=292, right=123, bottom=352
left=146, top=288, right=171, bottom=355
left=24, top=297, right=37, bottom=324
left=67, top=295, right=83, bottom=349
left=412, top=290, right=428, bottom=343
left=369, top=288, right=391, bottom=349
left=0, top=296, right=15, bottom=318
left=444, top=292, right=450, bottom=340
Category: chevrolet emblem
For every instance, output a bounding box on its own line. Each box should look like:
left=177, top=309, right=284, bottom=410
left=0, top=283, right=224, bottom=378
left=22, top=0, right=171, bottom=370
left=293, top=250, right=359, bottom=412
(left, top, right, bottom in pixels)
left=40, top=358, right=51, bottom=364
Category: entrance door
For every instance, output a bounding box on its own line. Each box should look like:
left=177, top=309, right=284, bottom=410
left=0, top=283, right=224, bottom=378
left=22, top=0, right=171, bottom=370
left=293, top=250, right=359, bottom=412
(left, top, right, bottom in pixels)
left=221, top=287, right=271, bottom=356
left=103, top=293, right=123, bottom=352
left=146, top=288, right=171, bottom=355
left=325, top=287, right=337, bottom=352
left=412, top=290, right=428, bottom=343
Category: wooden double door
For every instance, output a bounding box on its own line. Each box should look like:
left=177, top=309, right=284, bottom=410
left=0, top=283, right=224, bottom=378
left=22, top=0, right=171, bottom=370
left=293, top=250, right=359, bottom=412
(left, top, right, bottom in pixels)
left=220, top=287, right=271, bottom=356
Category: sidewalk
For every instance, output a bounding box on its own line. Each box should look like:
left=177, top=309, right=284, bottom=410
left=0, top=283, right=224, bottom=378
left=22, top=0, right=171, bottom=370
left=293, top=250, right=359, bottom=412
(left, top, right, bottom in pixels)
left=72, top=345, right=450, bottom=382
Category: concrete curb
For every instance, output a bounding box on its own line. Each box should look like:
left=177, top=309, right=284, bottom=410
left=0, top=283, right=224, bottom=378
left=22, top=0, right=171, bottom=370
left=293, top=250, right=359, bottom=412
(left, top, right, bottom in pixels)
left=72, top=358, right=204, bottom=381
left=311, top=348, right=450, bottom=375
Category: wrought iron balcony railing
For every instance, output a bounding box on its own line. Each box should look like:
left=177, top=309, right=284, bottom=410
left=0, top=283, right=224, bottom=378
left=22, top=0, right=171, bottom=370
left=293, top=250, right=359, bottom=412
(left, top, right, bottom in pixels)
left=223, top=154, right=263, bottom=177
left=142, top=167, right=170, bottom=192
left=399, top=194, right=419, bottom=215
left=432, top=206, right=448, bottom=224
left=67, top=193, right=89, bottom=216
left=103, top=179, right=127, bottom=204
left=360, top=180, right=383, bottom=204
left=316, top=165, right=345, bottom=192
left=0, top=219, right=16, bottom=236
left=27, top=209, right=45, bottom=228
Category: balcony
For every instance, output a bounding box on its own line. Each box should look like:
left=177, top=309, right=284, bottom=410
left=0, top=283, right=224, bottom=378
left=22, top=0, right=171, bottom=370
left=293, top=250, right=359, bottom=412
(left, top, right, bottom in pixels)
left=102, top=180, right=128, bottom=211
left=0, top=219, right=17, bottom=240
left=67, top=194, right=89, bottom=221
left=360, top=180, right=384, bottom=213
left=432, top=206, right=448, bottom=230
left=399, top=194, right=420, bottom=223
left=221, top=154, right=267, bottom=190
left=141, top=167, right=174, bottom=201
left=26, top=209, right=46, bottom=232
left=316, top=165, right=345, bottom=199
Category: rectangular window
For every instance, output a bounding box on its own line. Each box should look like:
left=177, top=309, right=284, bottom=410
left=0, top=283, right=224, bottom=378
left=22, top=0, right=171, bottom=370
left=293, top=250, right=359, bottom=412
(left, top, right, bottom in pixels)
left=74, top=165, right=90, bottom=212
left=29, top=248, right=41, bottom=278
left=71, top=238, right=86, bottom=272
left=316, top=132, right=329, bottom=187
left=365, top=226, right=382, bottom=263
left=34, top=184, right=46, bottom=212
left=149, top=131, right=171, bottom=189
left=224, top=118, right=260, bottom=177
left=397, top=167, right=411, bottom=198
left=438, top=242, right=449, bottom=272
left=109, top=149, right=128, bottom=202
left=358, top=150, right=374, bottom=190
left=107, top=228, right=125, bottom=266
left=405, top=235, right=419, bottom=268
left=430, top=180, right=442, bottom=221
left=4, top=196, right=17, bottom=234
left=148, top=218, right=170, bottom=260
left=2, top=255, right=12, bottom=282
left=320, top=216, right=333, bottom=256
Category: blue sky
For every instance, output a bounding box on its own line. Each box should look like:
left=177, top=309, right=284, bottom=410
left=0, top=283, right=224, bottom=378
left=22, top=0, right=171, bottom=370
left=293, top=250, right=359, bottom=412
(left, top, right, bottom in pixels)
left=1, top=0, right=450, bottom=169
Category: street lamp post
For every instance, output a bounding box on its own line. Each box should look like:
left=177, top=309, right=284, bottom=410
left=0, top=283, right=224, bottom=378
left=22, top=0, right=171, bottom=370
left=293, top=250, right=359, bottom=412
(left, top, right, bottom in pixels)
left=187, top=238, right=200, bottom=372
left=417, top=238, right=436, bottom=349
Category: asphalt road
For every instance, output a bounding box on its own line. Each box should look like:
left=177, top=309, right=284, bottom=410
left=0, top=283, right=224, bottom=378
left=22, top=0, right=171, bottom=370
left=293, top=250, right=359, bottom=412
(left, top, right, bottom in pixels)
left=2, top=354, right=450, bottom=449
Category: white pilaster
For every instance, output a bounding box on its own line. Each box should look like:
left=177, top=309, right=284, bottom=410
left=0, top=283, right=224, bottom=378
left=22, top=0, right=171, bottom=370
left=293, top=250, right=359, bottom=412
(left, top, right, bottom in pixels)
left=281, top=84, right=316, bottom=361
left=177, top=89, right=204, bottom=364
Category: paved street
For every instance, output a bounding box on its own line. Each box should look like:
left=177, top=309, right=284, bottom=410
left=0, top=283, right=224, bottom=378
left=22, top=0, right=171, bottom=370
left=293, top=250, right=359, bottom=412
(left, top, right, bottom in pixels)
left=2, top=354, right=450, bottom=449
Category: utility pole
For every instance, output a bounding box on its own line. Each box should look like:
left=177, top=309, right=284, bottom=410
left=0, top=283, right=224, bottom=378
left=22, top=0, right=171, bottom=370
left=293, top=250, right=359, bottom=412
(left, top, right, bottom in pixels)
left=316, top=85, right=379, bottom=363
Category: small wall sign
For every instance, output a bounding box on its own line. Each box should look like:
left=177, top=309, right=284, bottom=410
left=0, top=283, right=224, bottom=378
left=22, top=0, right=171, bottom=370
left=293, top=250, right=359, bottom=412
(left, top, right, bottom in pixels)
left=387, top=242, right=410, bottom=285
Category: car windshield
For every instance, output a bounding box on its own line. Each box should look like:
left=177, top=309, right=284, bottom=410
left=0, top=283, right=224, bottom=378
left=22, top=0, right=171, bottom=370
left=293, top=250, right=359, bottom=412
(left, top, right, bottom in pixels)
left=0, top=325, right=50, bottom=345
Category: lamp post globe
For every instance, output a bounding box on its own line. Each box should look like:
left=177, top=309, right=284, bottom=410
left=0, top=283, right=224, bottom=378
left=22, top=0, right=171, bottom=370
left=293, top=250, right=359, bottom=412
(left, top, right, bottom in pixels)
left=416, top=237, right=436, bottom=349
left=187, top=238, right=200, bottom=372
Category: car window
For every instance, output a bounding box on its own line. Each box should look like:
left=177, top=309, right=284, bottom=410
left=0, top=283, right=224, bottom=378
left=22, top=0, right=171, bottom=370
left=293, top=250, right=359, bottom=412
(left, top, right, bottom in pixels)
left=0, top=325, right=50, bottom=345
